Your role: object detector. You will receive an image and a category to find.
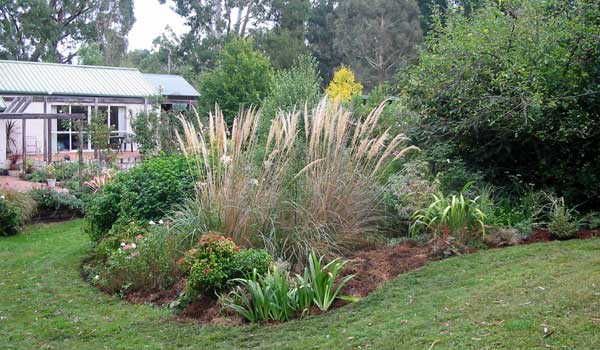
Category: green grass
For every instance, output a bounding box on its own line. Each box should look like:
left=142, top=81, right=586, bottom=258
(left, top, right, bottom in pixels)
left=1, top=221, right=599, bottom=349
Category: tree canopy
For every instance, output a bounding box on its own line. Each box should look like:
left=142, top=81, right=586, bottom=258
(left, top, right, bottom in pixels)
left=0, top=0, right=134, bottom=63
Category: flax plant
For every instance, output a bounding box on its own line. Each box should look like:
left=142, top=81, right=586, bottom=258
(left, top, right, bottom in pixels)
left=176, top=98, right=417, bottom=266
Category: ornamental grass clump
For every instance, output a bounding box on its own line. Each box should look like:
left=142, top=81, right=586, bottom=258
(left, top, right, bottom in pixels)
left=411, top=184, right=487, bottom=239
left=176, top=98, right=417, bottom=267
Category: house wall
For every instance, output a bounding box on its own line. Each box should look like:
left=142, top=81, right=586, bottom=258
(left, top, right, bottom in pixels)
left=0, top=97, right=154, bottom=169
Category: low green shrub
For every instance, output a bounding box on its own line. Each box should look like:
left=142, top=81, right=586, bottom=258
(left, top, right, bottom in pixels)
left=582, top=212, right=600, bottom=230
left=0, top=196, right=21, bottom=236
left=93, top=229, right=183, bottom=294
left=29, top=188, right=84, bottom=218
left=182, top=233, right=272, bottom=297
left=84, top=155, right=196, bottom=243
left=384, top=161, right=437, bottom=233
left=546, top=196, right=580, bottom=239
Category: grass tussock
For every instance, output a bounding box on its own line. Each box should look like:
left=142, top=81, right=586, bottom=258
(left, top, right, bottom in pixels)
left=176, top=98, right=417, bottom=266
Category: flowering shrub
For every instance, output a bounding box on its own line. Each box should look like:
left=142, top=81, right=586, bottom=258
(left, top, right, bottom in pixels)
left=92, top=221, right=151, bottom=261
left=93, top=230, right=182, bottom=294
left=181, top=233, right=272, bottom=296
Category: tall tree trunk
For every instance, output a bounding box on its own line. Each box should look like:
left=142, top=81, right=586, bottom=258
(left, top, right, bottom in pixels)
left=240, top=0, right=256, bottom=37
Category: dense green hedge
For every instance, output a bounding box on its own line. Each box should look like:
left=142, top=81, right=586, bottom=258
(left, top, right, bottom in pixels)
left=401, top=0, right=600, bottom=206
left=85, top=156, right=196, bottom=242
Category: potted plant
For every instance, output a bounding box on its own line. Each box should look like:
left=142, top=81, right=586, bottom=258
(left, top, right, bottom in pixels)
left=46, top=164, right=57, bottom=188
left=7, top=154, right=21, bottom=177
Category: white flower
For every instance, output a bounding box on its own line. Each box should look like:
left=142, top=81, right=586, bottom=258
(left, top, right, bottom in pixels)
left=120, top=242, right=126, bottom=247
left=158, top=219, right=164, bottom=225
left=0, top=195, right=5, bottom=200
left=249, top=179, right=259, bottom=186
left=149, top=220, right=156, bottom=225
left=131, top=243, right=137, bottom=249
left=94, top=275, right=100, bottom=281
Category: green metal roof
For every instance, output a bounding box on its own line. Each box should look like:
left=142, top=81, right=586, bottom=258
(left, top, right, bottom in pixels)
left=143, top=74, right=200, bottom=97
left=0, top=60, right=159, bottom=98
left=0, top=96, right=5, bottom=112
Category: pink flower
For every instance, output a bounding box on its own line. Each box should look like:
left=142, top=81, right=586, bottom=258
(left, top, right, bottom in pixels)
left=131, top=252, right=139, bottom=258
left=123, top=244, right=133, bottom=251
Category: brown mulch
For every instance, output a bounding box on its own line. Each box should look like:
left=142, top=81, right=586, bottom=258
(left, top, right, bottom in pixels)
left=576, top=229, right=600, bottom=239
left=126, top=279, right=186, bottom=307
left=342, top=240, right=430, bottom=298
left=521, top=229, right=553, bottom=244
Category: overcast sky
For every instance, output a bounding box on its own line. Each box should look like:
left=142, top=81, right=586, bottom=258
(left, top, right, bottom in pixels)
left=128, top=0, right=188, bottom=52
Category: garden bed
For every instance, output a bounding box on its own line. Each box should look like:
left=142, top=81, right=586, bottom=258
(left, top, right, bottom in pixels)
left=107, top=228, right=600, bottom=325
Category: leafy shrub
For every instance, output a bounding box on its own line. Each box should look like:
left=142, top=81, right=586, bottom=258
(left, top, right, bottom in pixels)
left=0, top=189, right=37, bottom=224
left=28, top=169, right=48, bottom=183
left=384, top=161, right=437, bottom=232
left=182, top=233, right=272, bottom=296
left=84, top=155, right=195, bottom=242
left=411, top=184, right=486, bottom=239
left=477, top=185, right=546, bottom=235
left=402, top=0, right=600, bottom=207
left=349, top=85, right=418, bottom=139
left=260, top=55, right=322, bottom=136
left=198, top=37, right=273, bottom=124
left=546, top=196, right=580, bottom=239
left=0, top=197, right=21, bottom=237
left=132, top=111, right=182, bottom=156
left=29, top=188, right=84, bottom=217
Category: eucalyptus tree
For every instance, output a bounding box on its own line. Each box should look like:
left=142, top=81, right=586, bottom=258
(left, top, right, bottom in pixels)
left=333, top=0, right=422, bottom=88
left=0, top=0, right=135, bottom=63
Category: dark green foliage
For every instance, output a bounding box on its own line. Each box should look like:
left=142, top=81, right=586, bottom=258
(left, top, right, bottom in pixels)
left=198, top=38, right=273, bottom=124
left=182, top=233, right=272, bottom=296
left=257, top=0, right=311, bottom=70
left=228, top=249, right=273, bottom=278
left=0, top=1, right=134, bottom=63
left=0, top=199, right=21, bottom=237
left=307, top=0, right=342, bottom=83
left=84, top=156, right=195, bottom=242
left=29, top=188, right=84, bottom=218
left=334, top=0, right=422, bottom=88
left=402, top=0, right=600, bottom=207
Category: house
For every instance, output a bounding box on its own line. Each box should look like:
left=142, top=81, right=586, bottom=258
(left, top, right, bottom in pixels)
left=0, top=60, right=199, bottom=169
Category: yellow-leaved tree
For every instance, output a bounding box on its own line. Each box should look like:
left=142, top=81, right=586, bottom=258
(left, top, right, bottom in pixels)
left=325, top=66, right=363, bottom=102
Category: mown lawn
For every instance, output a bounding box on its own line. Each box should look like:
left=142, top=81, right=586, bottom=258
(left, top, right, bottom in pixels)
left=0, top=221, right=599, bottom=349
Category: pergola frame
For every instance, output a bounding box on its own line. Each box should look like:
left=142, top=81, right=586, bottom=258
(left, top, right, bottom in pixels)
left=1, top=96, right=86, bottom=182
